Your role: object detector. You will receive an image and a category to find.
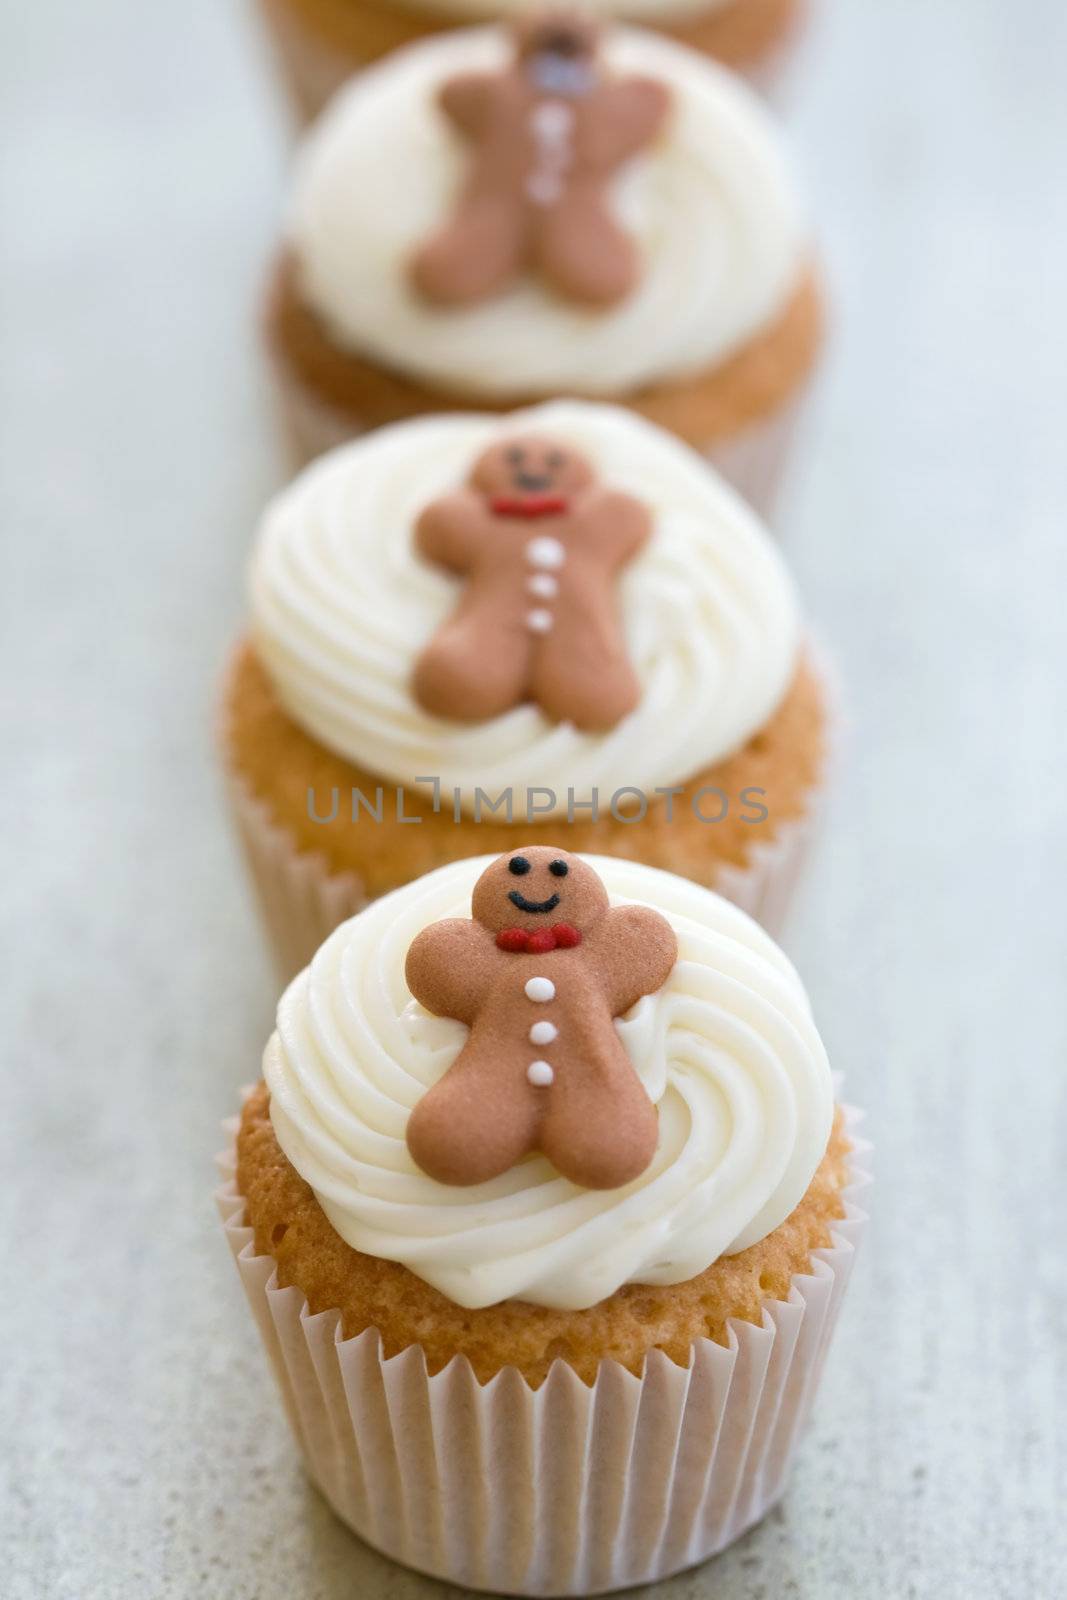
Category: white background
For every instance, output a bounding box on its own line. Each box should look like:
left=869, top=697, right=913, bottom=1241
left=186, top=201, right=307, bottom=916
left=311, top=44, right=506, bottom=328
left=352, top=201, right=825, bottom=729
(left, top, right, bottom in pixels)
left=2, top=1, right=1065, bottom=1595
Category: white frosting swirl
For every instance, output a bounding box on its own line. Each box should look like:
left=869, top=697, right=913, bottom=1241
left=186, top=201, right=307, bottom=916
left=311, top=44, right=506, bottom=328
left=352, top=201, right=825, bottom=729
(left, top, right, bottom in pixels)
left=286, top=26, right=807, bottom=396
left=265, top=854, right=834, bottom=1310
left=250, top=401, right=799, bottom=817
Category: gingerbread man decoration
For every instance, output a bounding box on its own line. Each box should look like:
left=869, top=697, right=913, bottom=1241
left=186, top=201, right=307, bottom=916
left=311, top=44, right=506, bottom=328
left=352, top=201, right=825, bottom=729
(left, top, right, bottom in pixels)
left=411, top=433, right=649, bottom=729
left=405, top=847, right=677, bottom=1191
left=410, top=11, right=671, bottom=309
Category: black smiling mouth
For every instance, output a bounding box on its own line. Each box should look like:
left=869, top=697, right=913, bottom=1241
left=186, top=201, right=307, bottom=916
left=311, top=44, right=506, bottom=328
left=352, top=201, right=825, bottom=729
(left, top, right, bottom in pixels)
left=508, top=890, right=561, bottom=915
left=514, top=471, right=552, bottom=492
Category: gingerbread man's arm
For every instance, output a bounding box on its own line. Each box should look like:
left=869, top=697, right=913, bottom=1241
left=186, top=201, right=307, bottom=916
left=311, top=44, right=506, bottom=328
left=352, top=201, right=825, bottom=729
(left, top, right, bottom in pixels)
left=438, top=72, right=498, bottom=140
left=405, top=919, right=497, bottom=1027
left=595, top=77, right=672, bottom=165
left=591, top=905, right=678, bottom=1017
left=415, top=490, right=491, bottom=577
left=579, top=487, right=653, bottom=569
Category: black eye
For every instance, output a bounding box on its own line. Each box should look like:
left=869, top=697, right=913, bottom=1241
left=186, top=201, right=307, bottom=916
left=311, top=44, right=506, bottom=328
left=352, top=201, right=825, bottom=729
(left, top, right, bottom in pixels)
left=549, top=859, right=568, bottom=877
left=509, top=856, right=531, bottom=875
left=548, top=451, right=565, bottom=469
left=506, top=446, right=524, bottom=466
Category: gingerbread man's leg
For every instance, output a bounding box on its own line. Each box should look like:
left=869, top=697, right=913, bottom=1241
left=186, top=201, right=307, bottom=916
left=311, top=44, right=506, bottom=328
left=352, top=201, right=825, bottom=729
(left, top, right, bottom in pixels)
left=413, top=603, right=533, bottom=723
left=410, top=190, right=529, bottom=307
left=530, top=605, right=641, bottom=731
left=406, top=1051, right=541, bottom=1186
left=534, top=184, right=639, bottom=309
left=538, top=1042, right=659, bottom=1190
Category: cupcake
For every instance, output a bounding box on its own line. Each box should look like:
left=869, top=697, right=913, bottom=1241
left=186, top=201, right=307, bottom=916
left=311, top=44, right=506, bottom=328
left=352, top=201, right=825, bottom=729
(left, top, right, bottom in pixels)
left=221, top=400, right=832, bottom=980
left=265, top=14, right=822, bottom=514
left=257, top=0, right=805, bottom=125
left=218, top=849, right=868, bottom=1594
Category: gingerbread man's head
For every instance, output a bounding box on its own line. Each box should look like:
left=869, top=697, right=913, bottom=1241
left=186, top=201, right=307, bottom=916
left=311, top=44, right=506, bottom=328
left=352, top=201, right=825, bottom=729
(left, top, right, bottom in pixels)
left=471, top=846, right=609, bottom=936
left=469, top=434, right=596, bottom=505
left=512, top=12, right=601, bottom=85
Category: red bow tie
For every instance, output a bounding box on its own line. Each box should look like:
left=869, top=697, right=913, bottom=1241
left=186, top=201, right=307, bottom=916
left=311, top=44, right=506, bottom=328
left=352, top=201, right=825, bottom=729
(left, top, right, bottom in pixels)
left=496, top=923, right=582, bottom=954
left=489, top=494, right=569, bottom=519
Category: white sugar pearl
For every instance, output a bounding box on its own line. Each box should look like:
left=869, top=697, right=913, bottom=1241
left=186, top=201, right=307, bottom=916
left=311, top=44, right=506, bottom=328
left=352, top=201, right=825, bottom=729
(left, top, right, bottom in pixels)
left=526, top=173, right=562, bottom=207
left=525, top=976, right=555, bottom=1003
left=531, top=102, right=575, bottom=143
left=527, top=1060, right=554, bottom=1087
left=526, top=608, right=554, bottom=634
left=526, top=536, right=566, bottom=570
left=529, top=1020, right=558, bottom=1045
left=527, top=573, right=558, bottom=599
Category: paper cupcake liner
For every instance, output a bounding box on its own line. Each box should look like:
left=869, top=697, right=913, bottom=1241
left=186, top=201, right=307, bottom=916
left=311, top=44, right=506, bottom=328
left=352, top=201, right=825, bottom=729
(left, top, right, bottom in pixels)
left=271, top=360, right=809, bottom=524
left=743, top=54, right=789, bottom=108
left=701, top=386, right=810, bottom=521
left=224, top=713, right=832, bottom=984
left=256, top=0, right=356, bottom=125
left=741, top=0, right=806, bottom=109
left=225, top=761, right=369, bottom=982
left=255, top=0, right=797, bottom=129
left=216, top=1102, right=868, bottom=1595
left=221, top=633, right=839, bottom=982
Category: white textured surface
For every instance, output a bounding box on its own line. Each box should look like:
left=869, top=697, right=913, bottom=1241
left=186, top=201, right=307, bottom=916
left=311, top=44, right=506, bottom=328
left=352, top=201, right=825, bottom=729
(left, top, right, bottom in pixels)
left=0, top=2, right=1065, bottom=1598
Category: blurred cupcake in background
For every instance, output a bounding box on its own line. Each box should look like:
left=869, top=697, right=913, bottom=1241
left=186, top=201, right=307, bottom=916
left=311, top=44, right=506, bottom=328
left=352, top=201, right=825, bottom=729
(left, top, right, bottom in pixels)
left=218, top=848, right=868, bottom=1593
left=220, top=400, right=834, bottom=980
left=257, top=0, right=806, bottom=124
left=264, top=13, right=823, bottom=516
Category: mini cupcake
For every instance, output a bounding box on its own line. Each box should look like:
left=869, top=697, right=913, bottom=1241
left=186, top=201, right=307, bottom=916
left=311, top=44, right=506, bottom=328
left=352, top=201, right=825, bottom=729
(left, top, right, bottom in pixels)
left=218, top=849, right=868, bottom=1594
left=265, top=13, right=822, bottom=514
left=257, top=0, right=805, bottom=125
left=221, top=400, right=832, bottom=979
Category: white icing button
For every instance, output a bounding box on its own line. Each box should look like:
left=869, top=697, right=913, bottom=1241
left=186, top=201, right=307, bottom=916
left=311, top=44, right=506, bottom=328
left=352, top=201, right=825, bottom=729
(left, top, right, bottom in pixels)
left=529, top=1020, right=558, bottom=1045
left=526, top=173, right=563, bottom=207
left=527, top=1060, right=555, bottom=1087
left=526, top=608, right=554, bottom=634
left=531, top=102, right=575, bottom=143
left=525, top=976, right=555, bottom=1003
left=527, top=572, right=559, bottom=599
left=526, top=536, right=566, bottom=570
